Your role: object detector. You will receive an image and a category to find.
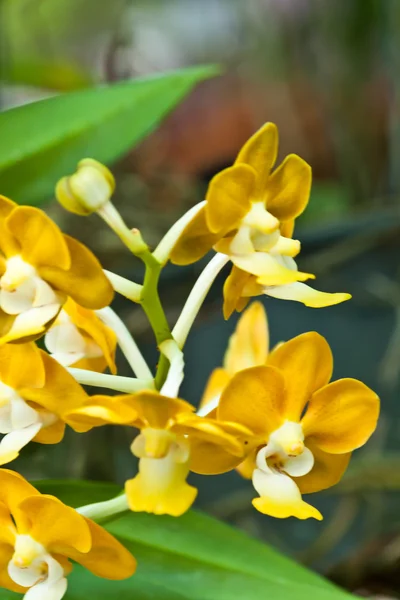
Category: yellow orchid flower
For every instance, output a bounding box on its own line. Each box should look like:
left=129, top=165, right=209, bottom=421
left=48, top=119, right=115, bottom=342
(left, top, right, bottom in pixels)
left=0, top=342, right=136, bottom=465
left=0, top=469, right=136, bottom=599
left=169, top=123, right=350, bottom=312
left=44, top=298, right=117, bottom=373
left=193, top=332, right=380, bottom=520
left=0, top=196, right=113, bottom=344
left=64, top=389, right=250, bottom=517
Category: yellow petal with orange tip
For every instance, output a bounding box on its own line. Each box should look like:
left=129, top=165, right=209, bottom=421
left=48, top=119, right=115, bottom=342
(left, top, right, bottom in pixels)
left=6, top=206, right=71, bottom=270
left=252, top=468, right=322, bottom=520
left=265, top=154, right=312, bottom=221
left=265, top=281, right=351, bottom=307
left=218, top=365, right=286, bottom=437
left=296, top=440, right=351, bottom=494
left=301, top=378, right=380, bottom=454
left=267, top=331, right=333, bottom=422
left=63, top=298, right=117, bottom=374
left=66, top=516, right=136, bottom=579
left=16, top=495, right=92, bottom=553
left=199, top=368, right=230, bottom=412
left=205, top=164, right=255, bottom=234
left=127, top=390, right=194, bottom=430
left=224, top=301, right=269, bottom=375
left=39, top=234, right=113, bottom=310
left=223, top=266, right=255, bottom=320
left=235, top=123, right=278, bottom=198
left=231, top=253, right=314, bottom=285
left=170, top=208, right=221, bottom=266
left=0, top=342, right=45, bottom=389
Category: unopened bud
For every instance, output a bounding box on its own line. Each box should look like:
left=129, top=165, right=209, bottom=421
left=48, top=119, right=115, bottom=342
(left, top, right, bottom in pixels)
left=56, top=158, right=115, bottom=215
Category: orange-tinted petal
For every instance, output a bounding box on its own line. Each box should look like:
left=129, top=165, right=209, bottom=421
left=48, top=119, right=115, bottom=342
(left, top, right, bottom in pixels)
left=267, top=332, right=333, bottom=421
left=170, top=208, right=221, bottom=266
left=128, top=390, right=194, bottom=430
left=205, top=165, right=255, bottom=234
left=6, top=206, right=70, bottom=269
left=64, top=394, right=138, bottom=431
left=68, top=517, right=136, bottom=579
left=235, top=123, right=278, bottom=198
left=218, top=365, right=286, bottom=436
left=33, top=419, right=65, bottom=444
left=223, top=266, right=255, bottom=320
left=224, top=301, right=269, bottom=375
left=199, top=368, right=230, bottom=411
left=0, top=342, right=45, bottom=389
left=39, top=235, right=113, bottom=310
left=17, top=495, right=91, bottom=553
left=189, top=438, right=243, bottom=474
left=296, top=440, right=351, bottom=494
left=0, top=470, right=39, bottom=516
left=265, top=154, right=311, bottom=221
left=20, top=351, right=89, bottom=415
left=0, top=196, right=20, bottom=258
left=302, top=378, right=380, bottom=454
left=280, top=219, right=295, bottom=239
left=236, top=449, right=257, bottom=479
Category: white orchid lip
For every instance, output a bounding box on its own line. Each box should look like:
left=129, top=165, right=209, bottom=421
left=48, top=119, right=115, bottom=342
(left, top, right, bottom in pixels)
left=0, top=379, right=57, bottom=465
left=0, top=256, right=37, bottom=291
left=45, top=310, right=103, bottom=368
left=9, top=534, right=67, bottom=600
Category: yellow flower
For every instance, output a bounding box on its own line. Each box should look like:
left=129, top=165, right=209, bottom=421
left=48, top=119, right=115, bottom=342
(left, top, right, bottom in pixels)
left=0, top=469, right=136, bottom=599
left=65, top=390, right=250, bottom=517
left=169, top=123, right=350, bottom=313
left=44, top=298, right=117, bottom=373
left=194, top=326, right=380, bottom=520
left=0, top=342, right=135, bottom=465
left=0, top=195, right=113, bottom=344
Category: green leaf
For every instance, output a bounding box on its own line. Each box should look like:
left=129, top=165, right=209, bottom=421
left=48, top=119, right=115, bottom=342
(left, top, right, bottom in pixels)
left=0, top=480, right=354, bottom=600
left=0, top=66, right=218, bottom=205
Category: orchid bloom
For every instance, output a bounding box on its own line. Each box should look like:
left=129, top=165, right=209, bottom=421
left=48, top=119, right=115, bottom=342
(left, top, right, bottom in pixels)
left=0, top=469, right=136, bottom=600
left=44, top=298, right=117, bottom=373
left=0, top=196, right=113, bottom=344
left=0, top=342, right=136, bottom=465
left=65, top=389, right=250, bottom=517
left=170, top=123, right=350, bottom=314
left=194, top=328, right=379, bottom=520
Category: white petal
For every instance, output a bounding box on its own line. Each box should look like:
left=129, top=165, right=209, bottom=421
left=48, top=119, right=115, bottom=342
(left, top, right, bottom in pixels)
left=243, top=202, right=280, bottom=233
left=229, top=226, right=254, bottom=255
left=2, top=305, right=60, bottom=342
left=231, top=252, right=295, bottom=278
left=270, top=236, right=301, bottom=258
left=24, top=577, right=67, bottom=600
left=32, top=278, right=59, bottom=308
left=45, top=322, right=86, bottom=355
left=252, top=467, right=302, bottom=503
left=11, top=397, right=40, bottom=429
left=8, top=560, right=41, bottom=588
left=283, top=446, right=314, bottom=477
left=0, top=279, right=36, bottom=314
left=49, top=351, right=86, bottom=367
left=0, top=423, right=42, bottom=463
left=251, top=230, right=280, bottom=252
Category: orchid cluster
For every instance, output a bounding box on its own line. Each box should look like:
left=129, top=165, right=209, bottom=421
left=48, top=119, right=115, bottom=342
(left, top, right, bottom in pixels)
left=0, top=124, right=379, bottom=599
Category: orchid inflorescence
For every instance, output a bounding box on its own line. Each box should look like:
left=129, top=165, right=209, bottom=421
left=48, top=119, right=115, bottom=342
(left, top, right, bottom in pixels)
left=0, top=124, right=379, bottom=599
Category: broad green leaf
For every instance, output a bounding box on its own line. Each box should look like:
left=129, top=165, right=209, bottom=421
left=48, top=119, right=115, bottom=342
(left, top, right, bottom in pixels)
left=0, top=66, right=218, bottom=205
left=0, top=480, right=354, bottom=600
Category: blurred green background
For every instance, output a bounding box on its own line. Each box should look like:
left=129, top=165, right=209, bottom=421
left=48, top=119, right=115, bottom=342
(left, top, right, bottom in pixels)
left=1, top=1, right=400, bottom=598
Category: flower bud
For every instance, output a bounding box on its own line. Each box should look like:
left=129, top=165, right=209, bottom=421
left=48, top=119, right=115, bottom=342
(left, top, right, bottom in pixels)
left=56, top=158, right=115, bottom=215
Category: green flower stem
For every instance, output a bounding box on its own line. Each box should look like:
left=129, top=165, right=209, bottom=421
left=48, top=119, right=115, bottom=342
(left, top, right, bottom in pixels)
left=139, top=250, right=172, bottom=390
left=77, top=493, right=129, bottom=522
